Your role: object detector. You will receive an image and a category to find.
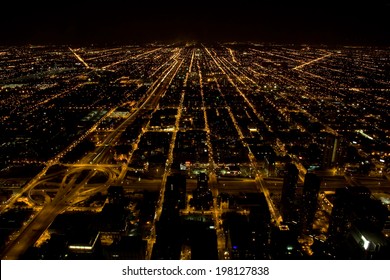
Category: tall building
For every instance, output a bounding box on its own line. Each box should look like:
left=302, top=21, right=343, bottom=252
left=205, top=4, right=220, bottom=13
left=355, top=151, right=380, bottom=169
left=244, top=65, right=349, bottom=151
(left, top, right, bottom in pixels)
left=152, top=174, right=184, bottom=260
left=248, top=193, right=271, bottom=259
left=348, top=224, right=389, bottom=259
left=301, top=173, right=321, bottom=232
left=329, top=187, right=370, bottom=239
left=197, top=172, right=208, bottom=190
left=192, top=172, right=212, bottom=210
left=327, top=186, right=389, bottom=259
left=270, top=226, right=301, bottom=259
left=165, top=173, right=186, bottom=210
left=280, top=163, right=299, bottom=223
left=318, top=132, right=341, bottom=167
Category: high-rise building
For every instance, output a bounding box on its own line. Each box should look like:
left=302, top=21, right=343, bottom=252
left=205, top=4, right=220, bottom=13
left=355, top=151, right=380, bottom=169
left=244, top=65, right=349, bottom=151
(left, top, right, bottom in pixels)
left=329, top=187, right=371, bottom=239
left=280, top=163, right=299, bottom=223
left=318, top=132, right=341, bottom=167
left=327, top=186, right=388, bottom=259
left=248, top=193, right=271, bottom=259
left=192, top=172, right=212, bottom=210
left=348, top=224, right=389, bottom=259
left=197, top=172, right=208, bottom=190
left=270, top=226, right=301, bottom=259
left=165, top=173, right=186, bottom=210
left=301, top=173, right=321, bottom=232
left=152, top=174, right=184, bottom=260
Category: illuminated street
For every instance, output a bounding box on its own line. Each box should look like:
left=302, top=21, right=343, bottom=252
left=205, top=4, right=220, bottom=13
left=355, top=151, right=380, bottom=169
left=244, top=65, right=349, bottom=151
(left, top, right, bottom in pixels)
left=0, top=44, right=389, bottom=260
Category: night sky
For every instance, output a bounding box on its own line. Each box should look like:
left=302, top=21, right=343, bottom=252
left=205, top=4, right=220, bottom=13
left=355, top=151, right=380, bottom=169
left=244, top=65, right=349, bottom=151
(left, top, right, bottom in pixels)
left=2, top=0, right=390, bottom=45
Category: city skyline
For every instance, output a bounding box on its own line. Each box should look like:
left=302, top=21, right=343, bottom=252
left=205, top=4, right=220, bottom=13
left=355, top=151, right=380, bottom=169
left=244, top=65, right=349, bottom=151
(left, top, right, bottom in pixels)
left=1, top=0, right=390, bottom=263
left=0, top=43, right=389, bottom=260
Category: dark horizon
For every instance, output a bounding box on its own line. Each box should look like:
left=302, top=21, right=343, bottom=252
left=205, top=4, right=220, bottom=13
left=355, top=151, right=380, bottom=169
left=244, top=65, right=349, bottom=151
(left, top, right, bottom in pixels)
left=2, top=0, right=390, bottom=46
